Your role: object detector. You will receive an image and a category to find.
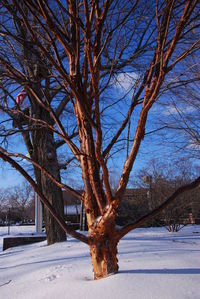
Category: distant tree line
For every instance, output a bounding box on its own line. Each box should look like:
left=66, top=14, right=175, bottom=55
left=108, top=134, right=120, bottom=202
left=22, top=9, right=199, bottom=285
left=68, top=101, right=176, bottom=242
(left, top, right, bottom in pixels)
left=0, top=182, right=34, bottom=225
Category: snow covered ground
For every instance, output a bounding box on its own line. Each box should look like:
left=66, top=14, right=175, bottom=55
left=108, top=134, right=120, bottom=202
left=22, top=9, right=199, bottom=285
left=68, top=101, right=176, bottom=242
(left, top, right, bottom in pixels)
left=0, top=225, right=200, bottom=299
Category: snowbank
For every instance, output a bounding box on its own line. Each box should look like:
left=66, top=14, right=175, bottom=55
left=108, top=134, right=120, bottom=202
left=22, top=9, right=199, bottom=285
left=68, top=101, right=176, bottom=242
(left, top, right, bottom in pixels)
left=0, top=225, right=200, bottom=299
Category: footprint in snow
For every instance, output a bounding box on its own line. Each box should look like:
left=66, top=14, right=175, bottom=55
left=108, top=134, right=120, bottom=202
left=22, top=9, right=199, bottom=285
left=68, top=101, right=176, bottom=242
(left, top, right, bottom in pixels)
left=44, top=274, right=59, bottom=282
left=40, top=264, right=71, bottom=282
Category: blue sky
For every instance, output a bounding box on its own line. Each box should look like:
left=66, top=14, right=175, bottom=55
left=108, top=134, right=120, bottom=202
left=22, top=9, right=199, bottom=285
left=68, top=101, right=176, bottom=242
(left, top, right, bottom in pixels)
left=0, top=164, right=24, bottom=188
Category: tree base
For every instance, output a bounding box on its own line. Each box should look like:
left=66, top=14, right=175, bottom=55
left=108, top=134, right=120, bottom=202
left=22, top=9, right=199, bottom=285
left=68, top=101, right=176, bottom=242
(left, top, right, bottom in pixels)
left=89, top=237, right=119, bottom=280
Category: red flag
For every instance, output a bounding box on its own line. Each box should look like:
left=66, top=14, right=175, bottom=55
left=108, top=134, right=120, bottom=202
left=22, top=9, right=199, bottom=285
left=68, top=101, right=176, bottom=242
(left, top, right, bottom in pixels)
left=15, top=88, right=27, bottom=107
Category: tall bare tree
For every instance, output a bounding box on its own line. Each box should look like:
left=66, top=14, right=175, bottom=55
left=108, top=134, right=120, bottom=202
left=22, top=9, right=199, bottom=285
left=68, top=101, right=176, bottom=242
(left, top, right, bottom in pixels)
left=0, top=0, right=200, bottom=279
left=0, top=4, right=77, bottom=244
left=0, top=182, right=35, bottom=223
left=163, top=56, right=200, bottom=158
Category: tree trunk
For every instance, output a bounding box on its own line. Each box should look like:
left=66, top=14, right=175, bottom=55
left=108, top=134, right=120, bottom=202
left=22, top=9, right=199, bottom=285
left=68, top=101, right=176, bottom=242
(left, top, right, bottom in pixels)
left=32, top=109, right=66, bottom=245
left=90, top=239, right=118, bottom=280
left=88, top=220, right=119, bottom=279
left=41, top=173, right=66, bottom=244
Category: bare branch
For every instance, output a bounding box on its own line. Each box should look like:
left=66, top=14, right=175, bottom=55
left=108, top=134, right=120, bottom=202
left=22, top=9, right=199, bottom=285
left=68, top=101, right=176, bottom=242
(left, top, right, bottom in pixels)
left=0, top=147, right=89, bottom=244
left=0, top=146, right=82, bottom=201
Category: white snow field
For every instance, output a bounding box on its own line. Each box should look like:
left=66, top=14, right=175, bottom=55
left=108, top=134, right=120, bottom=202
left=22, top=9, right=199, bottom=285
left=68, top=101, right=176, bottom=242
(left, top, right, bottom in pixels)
left=0, top=225, right=200, bottom=299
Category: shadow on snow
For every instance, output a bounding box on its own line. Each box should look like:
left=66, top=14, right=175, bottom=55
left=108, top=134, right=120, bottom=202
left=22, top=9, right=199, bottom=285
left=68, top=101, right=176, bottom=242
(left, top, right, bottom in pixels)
left=119, top=268, right=200, bottom=275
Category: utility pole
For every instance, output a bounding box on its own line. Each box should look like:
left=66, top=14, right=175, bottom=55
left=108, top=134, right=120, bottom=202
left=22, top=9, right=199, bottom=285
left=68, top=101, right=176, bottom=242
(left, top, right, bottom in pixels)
left=6, top=208, right=10, bottom=235
left=35, top=192, right=43, bottom=233
left=80, top=201, right=85, bottom=231
left=144, top=175, right=153, bottom=226
left=147, top=175, right=153, bottom=211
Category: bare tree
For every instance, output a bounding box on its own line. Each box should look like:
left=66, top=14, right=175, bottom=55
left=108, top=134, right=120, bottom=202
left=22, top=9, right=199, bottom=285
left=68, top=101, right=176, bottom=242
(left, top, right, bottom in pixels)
left=0, top=188, right=9, bottom=223
left=167, top=61, right=200, bottom=158
left=146, top=54, right=200, bottom=159
left=0, top=4, right=78, bottom=243
left=0, top=0, right=200, bottom=280
left=0, top=182, right=35, bottom=223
